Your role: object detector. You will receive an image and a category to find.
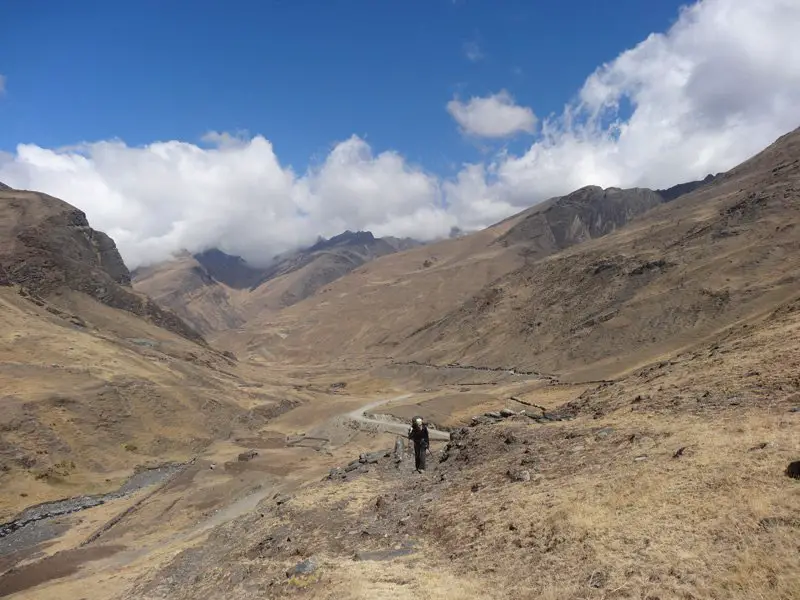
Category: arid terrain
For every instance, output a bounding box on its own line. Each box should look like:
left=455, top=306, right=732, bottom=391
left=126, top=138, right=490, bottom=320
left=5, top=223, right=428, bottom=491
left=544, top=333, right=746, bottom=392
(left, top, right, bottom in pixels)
left=0, top=128, right=798, bottom=599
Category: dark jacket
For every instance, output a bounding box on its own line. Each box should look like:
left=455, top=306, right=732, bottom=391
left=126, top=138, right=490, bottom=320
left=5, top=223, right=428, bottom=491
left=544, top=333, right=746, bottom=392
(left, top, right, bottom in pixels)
left=408, top=424, right=429, bottom=448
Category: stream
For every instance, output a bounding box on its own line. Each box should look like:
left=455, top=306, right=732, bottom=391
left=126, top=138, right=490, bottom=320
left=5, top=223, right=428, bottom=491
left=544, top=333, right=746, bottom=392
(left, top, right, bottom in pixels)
left=0, top=463, right=185, bottom=557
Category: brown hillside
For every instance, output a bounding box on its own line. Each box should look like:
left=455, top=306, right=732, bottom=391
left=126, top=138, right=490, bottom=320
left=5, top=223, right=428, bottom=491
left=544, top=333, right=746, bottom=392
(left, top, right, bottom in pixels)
left=0, top=189, right=306, bottom=520
left=133, top=232, right=422, bottom=334
left=0, top=187, right=204, bottom=344
left=401, top=127, right=800, bottom=381
left=496, top=185, right=664, bottom=250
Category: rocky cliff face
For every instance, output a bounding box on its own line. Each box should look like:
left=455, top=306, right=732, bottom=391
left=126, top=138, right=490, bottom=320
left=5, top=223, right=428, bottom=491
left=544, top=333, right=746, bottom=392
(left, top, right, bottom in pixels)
left=496, top=186, right=665, bottom=253
left=0, top=186, right=205, bottom=344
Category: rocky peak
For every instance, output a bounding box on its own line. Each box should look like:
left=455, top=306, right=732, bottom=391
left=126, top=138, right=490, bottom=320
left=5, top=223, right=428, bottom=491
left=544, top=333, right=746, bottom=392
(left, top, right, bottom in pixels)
left=0, top=186, right=205, bottom=344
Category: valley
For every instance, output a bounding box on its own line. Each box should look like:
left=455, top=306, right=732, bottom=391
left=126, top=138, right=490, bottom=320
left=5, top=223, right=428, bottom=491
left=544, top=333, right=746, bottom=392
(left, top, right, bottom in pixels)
left=0, top=128, right=798, bottom=599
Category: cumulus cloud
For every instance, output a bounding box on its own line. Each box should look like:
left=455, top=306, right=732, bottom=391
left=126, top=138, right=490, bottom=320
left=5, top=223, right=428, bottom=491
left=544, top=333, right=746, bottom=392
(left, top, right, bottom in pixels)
left=0, top=135, right=451, bottom=268
left=1, top=0, right=798, bottom=269
left=447, top=90, right=537, bottom=138
left=491, top=0, right=800, bottom=194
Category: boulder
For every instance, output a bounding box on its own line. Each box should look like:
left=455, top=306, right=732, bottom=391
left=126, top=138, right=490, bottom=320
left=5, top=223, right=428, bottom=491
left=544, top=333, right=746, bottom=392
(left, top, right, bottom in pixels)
left=237, top=449, right=258, bottom=462
left=287, top=557, right=318, bottom=577
left=507, top=469, right=531, bottom=482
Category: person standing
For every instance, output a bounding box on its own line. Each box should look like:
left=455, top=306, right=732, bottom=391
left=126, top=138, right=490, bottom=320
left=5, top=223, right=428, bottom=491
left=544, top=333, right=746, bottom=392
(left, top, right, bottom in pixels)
left=408, top=416, right=429, bottom=472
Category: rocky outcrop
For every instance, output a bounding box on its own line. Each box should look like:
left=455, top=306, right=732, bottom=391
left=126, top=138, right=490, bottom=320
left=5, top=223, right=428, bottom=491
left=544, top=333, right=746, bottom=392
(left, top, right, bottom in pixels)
left=497, top=186, right=664, bottom=251
left=0, top=186, right=205, bottom=344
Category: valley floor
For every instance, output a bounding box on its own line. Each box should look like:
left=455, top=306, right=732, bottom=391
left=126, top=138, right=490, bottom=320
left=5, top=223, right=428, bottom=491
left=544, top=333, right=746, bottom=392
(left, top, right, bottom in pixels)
left=1, top=299, right=798, bottom=600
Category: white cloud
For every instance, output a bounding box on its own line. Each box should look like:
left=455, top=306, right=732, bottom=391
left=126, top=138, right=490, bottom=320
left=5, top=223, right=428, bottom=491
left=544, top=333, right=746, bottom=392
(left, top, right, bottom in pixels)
left=491, top=0, right=800, bottom=194
left=447, top=90, right=537, bottom=138
left=0, top=135, right=450, bottom=269
left=1, top=0, right=798, bottom=270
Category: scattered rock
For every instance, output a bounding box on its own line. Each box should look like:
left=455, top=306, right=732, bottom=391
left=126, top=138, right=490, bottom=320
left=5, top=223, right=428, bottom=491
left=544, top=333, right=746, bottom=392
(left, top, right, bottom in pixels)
left=588, top=570, right=609, bottom=589
left=749, top=442, right=769, bottom=451
left=504, top=433, right=518, bottom=445
left=499, top=408, right=516, bottom=418
left=354, top=547, right=415, bottom=561
left=274, top=494, right=291, bottom=506
left=485, top=411, right=502, bottom=420
left=595, top=427, right=614, bottom=439
left=634, top=455, right=648, bottom=462
left=506, top=469, right=531, bottom=482
left=789, top=407, right=800, bottom=413
left=672, top=447, right=687, bottom=459
left=786, top=461, right=800, bottom=479
left=394, top=438, right=405, bottom=461
left=237, top=449, right=258, bottom=462
left=470, top=415, right=495, bottom=426
left=286, top=557, right=318, bottom=577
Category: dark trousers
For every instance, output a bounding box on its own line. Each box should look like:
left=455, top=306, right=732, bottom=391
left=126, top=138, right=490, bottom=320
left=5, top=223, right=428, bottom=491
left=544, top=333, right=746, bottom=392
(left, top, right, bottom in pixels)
left=414, top=442, right=426, bottom=470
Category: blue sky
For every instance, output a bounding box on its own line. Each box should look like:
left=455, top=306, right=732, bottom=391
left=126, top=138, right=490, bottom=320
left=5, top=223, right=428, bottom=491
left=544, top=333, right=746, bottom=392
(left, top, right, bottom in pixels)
left=1, top=0, right=797, bottom=267
left=1, top=0, right=684, bottom=174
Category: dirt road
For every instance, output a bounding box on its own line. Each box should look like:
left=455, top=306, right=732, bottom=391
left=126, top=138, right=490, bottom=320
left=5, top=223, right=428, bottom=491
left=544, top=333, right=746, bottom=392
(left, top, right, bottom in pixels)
left=345, top=394, right=451, bottom=441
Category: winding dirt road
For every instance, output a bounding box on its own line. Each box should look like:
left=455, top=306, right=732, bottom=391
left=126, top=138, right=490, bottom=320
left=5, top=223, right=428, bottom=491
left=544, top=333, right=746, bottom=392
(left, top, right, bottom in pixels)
left=345, top=393, right=451, bottom=441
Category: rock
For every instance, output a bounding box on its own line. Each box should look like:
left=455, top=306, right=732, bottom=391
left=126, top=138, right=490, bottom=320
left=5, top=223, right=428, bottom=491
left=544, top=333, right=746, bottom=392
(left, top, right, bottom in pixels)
left=286, top=557, right=318, bottom=577
left=485, top=411, right=502, bottom=420
left=274, top=494, right=291, bottom=506
left=344, top=461, right=361, bottom=472
left=786, top=461, right=800, bottom=479
left=595, top=427, right=614, bottom=439
left=394, top=438, right=405, bottom=460
left=354, top=547, right=415, bottom=561
left=499, top=408, right=516, bottom=418
left=504, top=433, right=518, bottom=445
left=789, top=407, right=800, bottom=413
left=328, top=468, right=343, bottom=479
left=673, top=447, right=687, bottom=459
left=748, top=442, right=768, bottom=451
left=237, top=449, right=258, bottom=462
left=471, top=415, right=495, bottom=426
left=634, top=455, right=648, bottom=462
left=507, top=469, right=531, bottom=482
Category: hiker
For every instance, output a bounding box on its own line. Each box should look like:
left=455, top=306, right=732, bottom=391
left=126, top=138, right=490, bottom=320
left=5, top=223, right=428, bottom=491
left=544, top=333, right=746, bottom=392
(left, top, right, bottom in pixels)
left=407, top=416, right=429, bottom=472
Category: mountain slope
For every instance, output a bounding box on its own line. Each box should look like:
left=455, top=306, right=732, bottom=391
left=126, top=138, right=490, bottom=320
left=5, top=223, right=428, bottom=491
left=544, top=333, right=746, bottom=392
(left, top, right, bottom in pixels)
left=0, top=187, right=204, bottom=344
left=224, top=177, right=727, bottom=365
left=133, top=231, right=422, bottom=334
left=495, top=185, right=665, bottom=251
left=401, top=127, right=800, bottom=381
left=0, top=188, right=300, bottom=520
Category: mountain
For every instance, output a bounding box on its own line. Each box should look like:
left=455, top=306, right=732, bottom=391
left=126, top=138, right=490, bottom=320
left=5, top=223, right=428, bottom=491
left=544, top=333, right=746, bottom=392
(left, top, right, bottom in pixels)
left=133, top=230, right=424, bottom=334
left=0, top=185, right=300, bottom=521
left=221, top=175, right=726, bottom=364
left=398, top=127, right=800, bottom=381
left=0, top=186, right=204, bottom=344
left=656, top=172, right=719, bottom=201
left=495, top=185, right=665, bottom=252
